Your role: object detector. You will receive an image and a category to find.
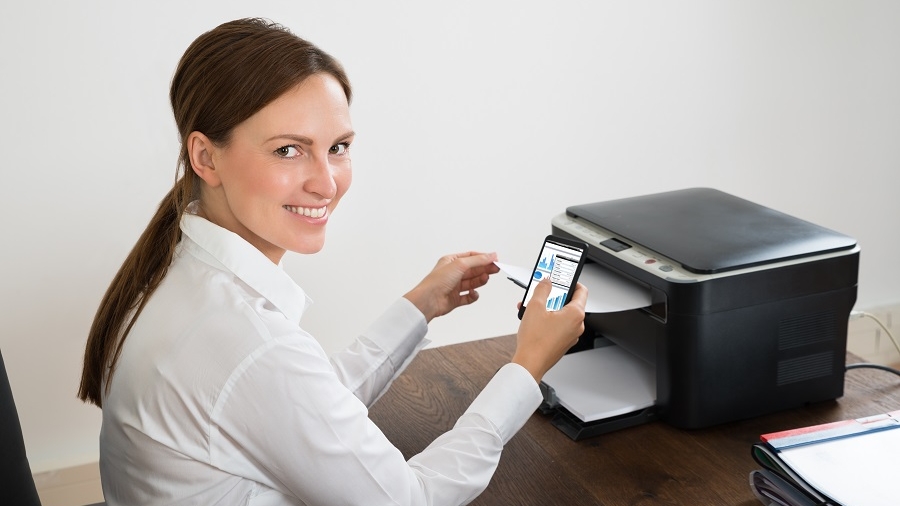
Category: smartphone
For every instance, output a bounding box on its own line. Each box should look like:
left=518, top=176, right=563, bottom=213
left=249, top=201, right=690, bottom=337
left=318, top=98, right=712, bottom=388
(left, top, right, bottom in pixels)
left=518, top=235, right=589, bottom=319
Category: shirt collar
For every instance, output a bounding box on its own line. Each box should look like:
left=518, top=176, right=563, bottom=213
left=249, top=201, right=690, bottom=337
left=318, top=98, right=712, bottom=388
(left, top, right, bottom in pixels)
left=179, top=203, right=312, bottom=324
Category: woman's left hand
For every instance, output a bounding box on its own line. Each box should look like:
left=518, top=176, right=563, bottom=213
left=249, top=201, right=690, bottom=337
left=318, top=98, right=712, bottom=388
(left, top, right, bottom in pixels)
left=403, top=251, right=500, bottom=323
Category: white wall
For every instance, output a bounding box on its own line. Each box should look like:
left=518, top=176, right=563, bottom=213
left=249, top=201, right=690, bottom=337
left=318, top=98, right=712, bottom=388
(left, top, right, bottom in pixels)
left=1, top=0, right=897, bottom=474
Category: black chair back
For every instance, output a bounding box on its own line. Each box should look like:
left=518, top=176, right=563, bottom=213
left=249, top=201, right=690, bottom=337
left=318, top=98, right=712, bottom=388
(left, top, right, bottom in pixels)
left=0, top=349, right=42, bottom=506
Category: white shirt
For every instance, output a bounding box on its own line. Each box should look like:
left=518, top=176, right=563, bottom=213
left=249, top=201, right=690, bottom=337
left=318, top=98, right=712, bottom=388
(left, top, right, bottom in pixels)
left=100, top=212, right=542, bottom=506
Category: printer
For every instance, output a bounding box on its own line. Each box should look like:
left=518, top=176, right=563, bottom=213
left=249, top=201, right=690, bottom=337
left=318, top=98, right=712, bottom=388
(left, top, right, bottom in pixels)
left=539, top=188, right=860, bottom=440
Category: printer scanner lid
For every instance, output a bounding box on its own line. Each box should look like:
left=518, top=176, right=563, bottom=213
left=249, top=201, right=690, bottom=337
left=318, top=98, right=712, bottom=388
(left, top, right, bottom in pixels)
left=566, top=188, right=857, bottom=274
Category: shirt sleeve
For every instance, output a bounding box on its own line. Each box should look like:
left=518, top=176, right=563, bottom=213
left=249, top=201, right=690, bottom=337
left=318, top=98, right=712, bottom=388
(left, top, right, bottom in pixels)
left=210, top=339, right=542, bottom=506
left=407, top=363, right=543, bottom=504
left=329, top=298, right=430, bottom=406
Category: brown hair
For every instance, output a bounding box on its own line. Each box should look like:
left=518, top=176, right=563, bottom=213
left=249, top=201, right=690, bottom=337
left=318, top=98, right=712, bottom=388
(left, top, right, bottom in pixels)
left=78, top=18, right=352, bottom=407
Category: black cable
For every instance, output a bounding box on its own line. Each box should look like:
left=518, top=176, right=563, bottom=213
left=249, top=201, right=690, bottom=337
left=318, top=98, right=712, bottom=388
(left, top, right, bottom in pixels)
left=846, top=362, right=900, bottom=378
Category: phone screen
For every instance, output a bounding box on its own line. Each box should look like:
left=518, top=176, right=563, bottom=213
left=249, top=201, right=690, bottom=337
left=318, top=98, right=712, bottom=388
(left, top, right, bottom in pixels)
left=519, top=236, right=587, bottom=319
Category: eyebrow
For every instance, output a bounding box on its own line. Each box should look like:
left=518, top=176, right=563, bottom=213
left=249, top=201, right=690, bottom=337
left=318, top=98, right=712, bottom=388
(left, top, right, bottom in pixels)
left=266, top=131, right=356, bottom=145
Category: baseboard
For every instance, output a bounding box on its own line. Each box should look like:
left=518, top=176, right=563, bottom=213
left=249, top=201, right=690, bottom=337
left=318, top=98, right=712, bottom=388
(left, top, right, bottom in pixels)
left=33, top=461, right=103, bottom=506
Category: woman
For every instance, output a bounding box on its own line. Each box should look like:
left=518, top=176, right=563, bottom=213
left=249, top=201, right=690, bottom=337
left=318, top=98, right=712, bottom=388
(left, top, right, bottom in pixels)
left=79, top=18, right=586, bottom=506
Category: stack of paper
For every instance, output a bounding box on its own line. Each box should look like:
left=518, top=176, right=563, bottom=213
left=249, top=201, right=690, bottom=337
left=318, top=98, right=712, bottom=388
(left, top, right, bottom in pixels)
left=750, top=410, right=900, bottom=506
left=542, top=345, right=656, bottom=422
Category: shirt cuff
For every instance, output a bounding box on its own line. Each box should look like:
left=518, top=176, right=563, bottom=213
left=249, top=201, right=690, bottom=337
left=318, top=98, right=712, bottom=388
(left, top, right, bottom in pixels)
left=462, top=363, right=542, bottom=445
left=365, top=297, right=430, bottom=368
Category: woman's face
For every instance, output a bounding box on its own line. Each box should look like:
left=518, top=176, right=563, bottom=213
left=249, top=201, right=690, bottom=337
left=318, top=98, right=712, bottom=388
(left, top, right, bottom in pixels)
left=197, top=73, right=353, bottom=263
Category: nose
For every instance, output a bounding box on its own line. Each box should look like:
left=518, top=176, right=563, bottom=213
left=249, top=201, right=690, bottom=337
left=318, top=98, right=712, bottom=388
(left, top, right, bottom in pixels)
left=304, top=153, right=337, bottom=200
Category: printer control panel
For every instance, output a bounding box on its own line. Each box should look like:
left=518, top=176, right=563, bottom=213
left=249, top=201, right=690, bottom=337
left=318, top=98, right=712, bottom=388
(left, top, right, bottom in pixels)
left=552, top=213, right=704, bottom=282
left=552, top=212, right=861, bottom=282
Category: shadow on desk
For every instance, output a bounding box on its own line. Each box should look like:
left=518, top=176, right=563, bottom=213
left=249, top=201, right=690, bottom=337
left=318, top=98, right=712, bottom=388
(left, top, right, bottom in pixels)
left=368, top=334, right=900, bottom=505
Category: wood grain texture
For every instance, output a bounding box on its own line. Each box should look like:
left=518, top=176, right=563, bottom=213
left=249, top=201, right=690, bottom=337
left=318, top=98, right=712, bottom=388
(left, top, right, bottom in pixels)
left=369, top=335, right=900, bottom=505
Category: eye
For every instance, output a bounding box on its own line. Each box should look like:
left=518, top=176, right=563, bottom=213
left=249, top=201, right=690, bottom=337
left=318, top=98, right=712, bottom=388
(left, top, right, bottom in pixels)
left=329, top=143, right=350, bottom=156
left=275, top=145, right=301, bottom=158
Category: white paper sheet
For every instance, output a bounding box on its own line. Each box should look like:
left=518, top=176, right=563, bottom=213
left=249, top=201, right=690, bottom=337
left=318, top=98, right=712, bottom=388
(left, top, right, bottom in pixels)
left=495, top=261, right=652, bottom=313
left=542, top=346, right=656, bottom=422
left=777, top=427, right=900, bottom=506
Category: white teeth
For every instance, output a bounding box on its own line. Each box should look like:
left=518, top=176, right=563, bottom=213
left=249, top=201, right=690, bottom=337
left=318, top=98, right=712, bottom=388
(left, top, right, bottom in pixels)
left=284, top=205, right=326, bottom=218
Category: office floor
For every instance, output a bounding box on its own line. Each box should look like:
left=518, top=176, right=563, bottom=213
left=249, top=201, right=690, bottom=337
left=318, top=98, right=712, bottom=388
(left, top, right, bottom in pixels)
left=33, top=462, right=103, bottom=506
left=33, top=303, right=899, bottom=506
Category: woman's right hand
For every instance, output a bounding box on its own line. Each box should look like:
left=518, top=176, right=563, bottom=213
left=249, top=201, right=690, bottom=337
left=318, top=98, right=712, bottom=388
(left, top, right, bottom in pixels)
left=511, top=279, right=588, bottom=383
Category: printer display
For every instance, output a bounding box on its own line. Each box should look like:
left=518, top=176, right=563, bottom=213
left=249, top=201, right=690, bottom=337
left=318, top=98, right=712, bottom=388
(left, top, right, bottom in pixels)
left=540, top=188, right=859, bottom=440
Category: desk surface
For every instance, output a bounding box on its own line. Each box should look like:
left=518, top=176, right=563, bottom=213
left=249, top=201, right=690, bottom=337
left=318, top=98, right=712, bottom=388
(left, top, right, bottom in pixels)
left=368, top=334, right=900, bottom=505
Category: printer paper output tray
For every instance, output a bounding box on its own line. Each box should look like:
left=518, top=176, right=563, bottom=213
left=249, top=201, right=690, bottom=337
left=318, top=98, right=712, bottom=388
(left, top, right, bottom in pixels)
left=539, top=345, right=658, bottom=440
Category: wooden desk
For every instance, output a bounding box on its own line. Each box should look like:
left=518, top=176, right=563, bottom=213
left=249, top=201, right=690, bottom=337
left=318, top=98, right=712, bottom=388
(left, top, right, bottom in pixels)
left=368, top=334, right=900, bottom=505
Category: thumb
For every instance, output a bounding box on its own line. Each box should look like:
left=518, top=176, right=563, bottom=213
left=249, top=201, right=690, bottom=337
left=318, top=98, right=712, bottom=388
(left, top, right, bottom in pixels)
left=453, top=251, right=499, bottom=271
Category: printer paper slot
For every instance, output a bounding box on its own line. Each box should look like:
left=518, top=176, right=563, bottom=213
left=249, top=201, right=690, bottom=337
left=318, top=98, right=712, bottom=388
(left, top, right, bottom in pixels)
left=496, top=261, right=652, bottom=313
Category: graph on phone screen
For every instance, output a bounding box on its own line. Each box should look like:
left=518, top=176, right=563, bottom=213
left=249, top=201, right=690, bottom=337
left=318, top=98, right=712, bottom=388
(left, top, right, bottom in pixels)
left=523, top=240, right=584, bottom=311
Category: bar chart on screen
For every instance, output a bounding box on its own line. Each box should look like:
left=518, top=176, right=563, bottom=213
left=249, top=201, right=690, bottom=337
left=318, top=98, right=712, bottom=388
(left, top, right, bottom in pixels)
left=546, top=293, right=565, bottom=310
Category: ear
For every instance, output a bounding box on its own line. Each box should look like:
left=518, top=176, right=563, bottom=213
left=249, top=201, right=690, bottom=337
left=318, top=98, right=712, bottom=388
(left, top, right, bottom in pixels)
left=187, top=131, right=222, bottom=187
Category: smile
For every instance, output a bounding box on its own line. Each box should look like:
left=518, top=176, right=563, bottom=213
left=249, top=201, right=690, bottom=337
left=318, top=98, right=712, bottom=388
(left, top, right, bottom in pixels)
left=283, top=205, right=327, bottom=218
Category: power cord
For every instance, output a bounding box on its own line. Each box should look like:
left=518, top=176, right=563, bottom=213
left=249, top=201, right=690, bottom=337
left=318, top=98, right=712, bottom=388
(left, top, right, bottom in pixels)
left=846, top=363, right=900, bottom=378
left=846, top=310, right=900, bottom=377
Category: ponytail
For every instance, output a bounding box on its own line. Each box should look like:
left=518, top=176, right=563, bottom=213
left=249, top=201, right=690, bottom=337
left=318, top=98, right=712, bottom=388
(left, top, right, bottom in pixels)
left=77, top=176, right=192, bottom=407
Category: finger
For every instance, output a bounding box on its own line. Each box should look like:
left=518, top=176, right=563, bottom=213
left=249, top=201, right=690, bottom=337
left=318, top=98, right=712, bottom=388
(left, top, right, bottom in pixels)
left=458, top=288, right=479, bottom=306
left=449, top=250, right=490, bottom=259
left=433, top=251, right=473, bottom=269
left=559, top=283, right=587, bottom=321
left=459, top=267, right=497, bottom=287
left=530, top=278, right=553, bottom=309
left=567, top=282, right=588, bottom=309
left=455, top=260, right=500, bottom=287
left=436, top=251, right=481, bottom=267
left=453, top=252, right=499, bottom=272
left=459, top=272, right=491, bottom=292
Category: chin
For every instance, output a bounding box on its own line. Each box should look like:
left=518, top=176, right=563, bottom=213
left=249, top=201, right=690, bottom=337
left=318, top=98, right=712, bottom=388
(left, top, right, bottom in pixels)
left=289, top=239, right=326, bottom=255
left=280, top=225, right=328, bottom=254
left=295, top=246, right=325, bottom=255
